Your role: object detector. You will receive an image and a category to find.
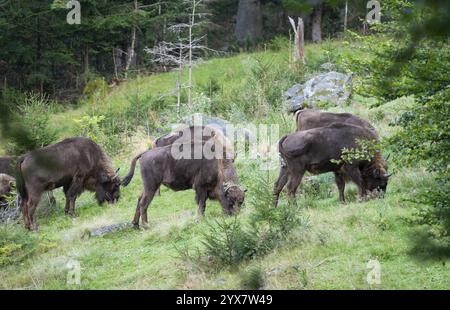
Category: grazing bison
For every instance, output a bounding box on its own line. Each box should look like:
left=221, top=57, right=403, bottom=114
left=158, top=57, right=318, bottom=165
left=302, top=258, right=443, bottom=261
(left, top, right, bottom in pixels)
left=296, top=109, right=378, bottom=137
left=16, top=137, right=121, bottom=231
left=154, top=125, right=242, bottom=196
left=155, top=125, right=234, bottom=157
left=122, top=139, right=245, bottom=229
left=0, top=173, right=15, bottom=206
left=1, top=156, right=56, bottom=205
left=274, top=123, right=390, bottom=206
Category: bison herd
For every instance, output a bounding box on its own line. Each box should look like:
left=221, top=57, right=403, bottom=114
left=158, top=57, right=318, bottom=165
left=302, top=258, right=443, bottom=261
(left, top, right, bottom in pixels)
left=0, top=110, right=391, bottom=231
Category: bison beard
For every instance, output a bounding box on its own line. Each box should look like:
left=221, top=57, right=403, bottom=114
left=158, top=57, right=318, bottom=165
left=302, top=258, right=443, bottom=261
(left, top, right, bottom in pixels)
left=122, top=140, right=244, bottom=229
left=16, top=137, right=121, bottom=231
left=274, top=123, right=390, bottom=207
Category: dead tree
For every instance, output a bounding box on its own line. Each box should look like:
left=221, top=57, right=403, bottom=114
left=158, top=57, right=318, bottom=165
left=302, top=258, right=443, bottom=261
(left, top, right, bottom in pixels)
left=145, top=0, right=218, bottom=117
left=288, top=17, right=305, bottom=64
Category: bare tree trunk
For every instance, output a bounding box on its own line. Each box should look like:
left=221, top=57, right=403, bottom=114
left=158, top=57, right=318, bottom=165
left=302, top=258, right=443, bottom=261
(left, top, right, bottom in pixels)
left=112, top=48, right=119, bottom=79
left=344, top=1, right=348, bottom=32
left=84, top=45, right=89, bottom=74
left=177, top=41, right=182, bottom=120
left=311, top=4, right=323, bottom=43
left=235, top=0, right=263, bottom=42
left=188, top=0, right=198, bottom=110
left=288, top=17, right=305, bottom=64
left=125, top=0, right=138, bottom=79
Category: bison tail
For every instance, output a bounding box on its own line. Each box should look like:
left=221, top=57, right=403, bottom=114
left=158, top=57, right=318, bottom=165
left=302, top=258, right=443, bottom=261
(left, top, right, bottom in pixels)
left=15, top=156, right=27, bottom=201
left=121, top=151, right=146, bottom=187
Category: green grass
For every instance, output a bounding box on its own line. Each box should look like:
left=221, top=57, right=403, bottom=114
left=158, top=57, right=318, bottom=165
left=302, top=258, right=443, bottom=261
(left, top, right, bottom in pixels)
left=1, top=40, right=448, bottom=289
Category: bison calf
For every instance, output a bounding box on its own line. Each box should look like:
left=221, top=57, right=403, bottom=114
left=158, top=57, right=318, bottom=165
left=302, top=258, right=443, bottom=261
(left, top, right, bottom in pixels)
left=274, top=123, right=390, bottom=206
left=122, top=140, right=244, bottom=229
left=16, top=137, right=121, bottom=231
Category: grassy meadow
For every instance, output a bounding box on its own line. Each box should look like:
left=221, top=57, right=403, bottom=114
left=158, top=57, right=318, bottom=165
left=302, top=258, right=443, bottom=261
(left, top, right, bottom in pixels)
left=0, top=40, right=448, bottom=289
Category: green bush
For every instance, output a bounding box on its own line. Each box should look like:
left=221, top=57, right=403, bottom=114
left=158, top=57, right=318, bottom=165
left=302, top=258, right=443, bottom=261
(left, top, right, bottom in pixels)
left=5, top=93, right=57, bottom=154
left=0, top=225, right=39, bottom=266
left=267, top=36, right=290, bottom=52
left=201, top=217, right=257, bottom=267
left=199, top=171, right=309, bottom=269
left=240, top=265, right=265, bottom=289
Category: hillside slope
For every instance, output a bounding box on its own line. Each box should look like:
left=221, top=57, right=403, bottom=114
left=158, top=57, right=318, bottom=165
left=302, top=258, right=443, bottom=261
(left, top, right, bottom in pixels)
left=1, top=41, right=448, bottom=289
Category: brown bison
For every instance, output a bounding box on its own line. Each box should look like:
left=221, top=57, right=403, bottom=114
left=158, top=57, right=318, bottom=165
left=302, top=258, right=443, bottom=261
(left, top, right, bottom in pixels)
left=274, top=123, right=390, bottom=206
left=154, top=125, right=240, bottom=188
left=0, top=173, right=15, bottom=206
left=16, top=137, right=121, bottom=231
left=121, top=138, right=245, bottom=229
left=296, top=109, right=378, bottom=137
left=1, top=156, right=56, bottom=205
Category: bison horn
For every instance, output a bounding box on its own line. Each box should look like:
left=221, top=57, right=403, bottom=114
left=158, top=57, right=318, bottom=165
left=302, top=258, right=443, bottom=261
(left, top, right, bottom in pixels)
left=384, top=173, right=393, bottom=178
left=112, top=168, right=120, bottom=180
left=385, top=153, right=391, bottom=161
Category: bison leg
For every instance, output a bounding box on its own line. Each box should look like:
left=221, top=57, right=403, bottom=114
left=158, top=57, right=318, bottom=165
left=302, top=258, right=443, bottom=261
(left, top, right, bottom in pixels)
left=132, top=194, right=143, bottom=228
left=286, top=169, right=305, bottom=204
left=64, top=177, right=84, bottom=217
left=27, top=196, right=41, bottom=231
left=347, top=169, right=365, bottom=202
left=273, top=166, right=289, bottom=207
left=20, top=197, right=31, bottom=230
left=138, top=190, right=156, bottom=230
left=334, top=173, right=346, bottom=204
left=195, top=188, right=208, bottom=216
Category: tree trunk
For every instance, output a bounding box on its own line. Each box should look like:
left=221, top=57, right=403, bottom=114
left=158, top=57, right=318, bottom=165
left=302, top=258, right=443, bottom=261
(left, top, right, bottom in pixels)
left=344, top=1, right=348, bottom=32
left=84, top=45, right=89, bottom=74
left=235, top=0, right=263, bottom=42
left=311, top=4, right=323, bottom=43
left=125, top=0, right=138, bottom=79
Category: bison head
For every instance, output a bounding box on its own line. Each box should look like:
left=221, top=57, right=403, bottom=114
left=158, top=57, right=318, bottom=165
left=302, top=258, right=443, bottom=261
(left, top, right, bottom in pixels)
left=223, top=183, right=246, bottom=214
left=0, top=174, right=14, bottom=196
left=363, top=167, right=390, bottom=197
left=96, top=169, right=121, bottom=204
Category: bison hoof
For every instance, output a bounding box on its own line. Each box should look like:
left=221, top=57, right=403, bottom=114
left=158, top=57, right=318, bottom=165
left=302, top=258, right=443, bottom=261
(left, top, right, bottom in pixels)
left=141, top=223, right=149, bottom=230
left=69, top=212, right=78, bottom=218
left=132, top=222, right=139, bottom=229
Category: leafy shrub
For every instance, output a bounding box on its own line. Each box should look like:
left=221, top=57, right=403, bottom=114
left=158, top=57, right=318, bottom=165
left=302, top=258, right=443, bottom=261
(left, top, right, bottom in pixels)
left=0, top=225, right=39, bottom=266
left=331, top=138, right=380, bottom=165
left=82, top=74, right=108, bottom=103
left=389, top=88, right=450, bottom=239
left=201, top=217, right=256, bottom=267
left=268, top=36, right=290, bottom=51
left=198, top=172, right=309, bottom=269
left=73, top=115, right=106, bottom=143
left=5, top=93, right=57, bottom=154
